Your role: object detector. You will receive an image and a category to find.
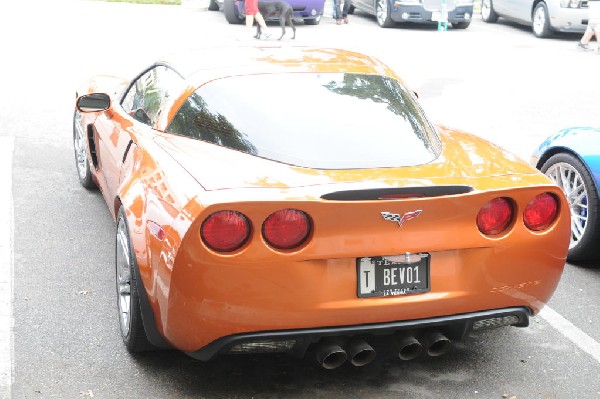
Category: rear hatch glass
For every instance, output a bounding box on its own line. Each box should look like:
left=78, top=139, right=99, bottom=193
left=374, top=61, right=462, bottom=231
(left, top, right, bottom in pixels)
left=167, top=72, right=442, bottom=169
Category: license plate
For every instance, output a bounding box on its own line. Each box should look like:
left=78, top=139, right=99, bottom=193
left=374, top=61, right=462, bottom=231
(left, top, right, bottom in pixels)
left=431, top=11, right=448, bottom=21
left=357, top=254, right=430, bottom=298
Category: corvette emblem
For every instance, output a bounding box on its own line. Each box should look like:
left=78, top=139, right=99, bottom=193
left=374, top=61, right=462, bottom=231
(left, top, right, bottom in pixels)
left=381, top=210, right=423, bottom=227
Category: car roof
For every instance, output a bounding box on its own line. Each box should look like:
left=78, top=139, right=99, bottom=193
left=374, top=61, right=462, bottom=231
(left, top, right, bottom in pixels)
left=156, top=45, right=402, bottom=87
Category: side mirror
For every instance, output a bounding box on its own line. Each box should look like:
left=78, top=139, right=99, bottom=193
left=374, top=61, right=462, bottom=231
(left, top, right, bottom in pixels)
left=76, top=93, right=111, bottom=112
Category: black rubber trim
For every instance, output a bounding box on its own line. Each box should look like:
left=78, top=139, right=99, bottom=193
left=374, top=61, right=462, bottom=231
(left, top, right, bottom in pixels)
left=186, top=307, right=530, bottom=361
left=133, top=262, right=172, bottom=349
left=320, top=185, right=473, bottom=201
left=122, top=140, right=134, bottom=164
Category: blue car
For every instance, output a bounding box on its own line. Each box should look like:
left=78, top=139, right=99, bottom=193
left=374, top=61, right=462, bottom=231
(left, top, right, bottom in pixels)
left=532, top=127, right=600, bottom=262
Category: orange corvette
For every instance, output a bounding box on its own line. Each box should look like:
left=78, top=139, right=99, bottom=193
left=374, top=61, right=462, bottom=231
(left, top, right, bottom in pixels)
left=73, top=45, right=570, bottom=368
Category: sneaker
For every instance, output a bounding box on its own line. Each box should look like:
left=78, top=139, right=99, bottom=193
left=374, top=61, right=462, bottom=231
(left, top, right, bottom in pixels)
left=261, top=31, right=272, bottom=39
left=577, top=42, right=591, bottom=51
left=343, top=16, right=349, bottom=23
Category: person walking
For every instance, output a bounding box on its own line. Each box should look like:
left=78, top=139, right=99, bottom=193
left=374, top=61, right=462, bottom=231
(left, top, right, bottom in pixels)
left=246, top=0, right=271, bottom=39
left=577, top=0, right=600, bottom=52
left=333, top=0, right=352, bottom=24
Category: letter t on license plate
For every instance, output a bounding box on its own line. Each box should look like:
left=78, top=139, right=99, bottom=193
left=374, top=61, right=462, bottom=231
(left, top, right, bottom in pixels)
left=357, top=254, right=430, bottom=298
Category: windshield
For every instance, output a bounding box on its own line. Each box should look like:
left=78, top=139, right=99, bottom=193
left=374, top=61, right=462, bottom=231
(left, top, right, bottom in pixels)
left=166, top=72, right=441, bottom=169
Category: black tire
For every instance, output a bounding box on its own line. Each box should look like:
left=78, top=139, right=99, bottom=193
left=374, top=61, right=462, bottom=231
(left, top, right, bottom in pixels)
left=304, top=15, right=322, bottom=25
left=376, top=0, right=393, bottom=28
left=116, top=207, right=155, bottom=352
left=481, top=0, right=498, bottom=22
left=348, top=4, right=355, bottom=14
left=541, top=153, right=600, bottom=262
left=224, top=0, right=244, bottom=24
left=208, top=0, right=220, bottom=11
left=72, top=109, right=96, bottom=189
left=532, top=2, right=552, bottom=38
left=452, top=20, right=471, bottom=29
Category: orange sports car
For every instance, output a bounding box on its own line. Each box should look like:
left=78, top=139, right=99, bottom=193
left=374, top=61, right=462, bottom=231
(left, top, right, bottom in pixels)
left=73, top=45, right=570, bottom=369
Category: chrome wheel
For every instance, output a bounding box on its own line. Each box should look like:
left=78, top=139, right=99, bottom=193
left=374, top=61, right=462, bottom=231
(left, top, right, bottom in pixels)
left=533, top=8, right=545, bottom=34
left=376, top=0, right=387, bottom=25
left=532, top=3, right=551, bottom=37
left=545, top=162, right=588, bottom=249
left=481, top=0, right=491, bottom=19
left=72, top=109, right=95, bottom=188
left=116, top=217, right=132, bottom=338
left=376, top=0, right=392, bottom=27
left=73, top=110, right=88, bottom=181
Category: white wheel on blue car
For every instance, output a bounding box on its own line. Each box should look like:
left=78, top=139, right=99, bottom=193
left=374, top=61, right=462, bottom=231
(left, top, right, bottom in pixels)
left=541, top=153, right=600, bottom=262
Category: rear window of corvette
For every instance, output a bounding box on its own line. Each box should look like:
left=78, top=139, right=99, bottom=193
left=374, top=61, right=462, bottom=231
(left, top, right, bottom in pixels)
left=166, top=73, right=442, bottom=169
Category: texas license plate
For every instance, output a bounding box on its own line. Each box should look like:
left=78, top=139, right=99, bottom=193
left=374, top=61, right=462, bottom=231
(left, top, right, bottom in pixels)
left=357, top=254, right=430, bottom=298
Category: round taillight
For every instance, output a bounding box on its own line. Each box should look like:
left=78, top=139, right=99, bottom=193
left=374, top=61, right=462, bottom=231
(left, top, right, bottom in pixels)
left=523, top=192, right=559, bottom=231
left=262, top=209, right=311, bottom=250
left=201, top=210, right=251, bottom=252
left=477, top=197, right=514, bottom=235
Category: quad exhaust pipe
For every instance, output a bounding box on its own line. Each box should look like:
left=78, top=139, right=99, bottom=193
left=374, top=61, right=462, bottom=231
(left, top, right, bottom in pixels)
left=315, top=331, right=452, bottom=368
left=315, top=338, right=376, bottom=369
left=396, top=331, right=452, bottom=360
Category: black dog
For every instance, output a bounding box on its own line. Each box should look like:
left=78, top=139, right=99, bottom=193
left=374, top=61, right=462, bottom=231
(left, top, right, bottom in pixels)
left=256, top=0, right=296, bottom=40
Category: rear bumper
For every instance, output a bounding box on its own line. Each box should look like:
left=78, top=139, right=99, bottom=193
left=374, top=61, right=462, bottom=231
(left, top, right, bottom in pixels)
left=186, top=307, right=531, bottom=361
left=390, top=4, right=473, bottom=23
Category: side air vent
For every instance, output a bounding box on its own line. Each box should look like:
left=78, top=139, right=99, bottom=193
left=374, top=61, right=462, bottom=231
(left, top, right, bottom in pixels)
left=320, top=186, right=473, bottom=201
left=87, top=125, right=99, bottom=169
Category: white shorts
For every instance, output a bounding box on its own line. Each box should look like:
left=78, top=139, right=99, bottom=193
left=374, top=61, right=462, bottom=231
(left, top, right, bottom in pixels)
left=587, top=19, right=600, bottom=31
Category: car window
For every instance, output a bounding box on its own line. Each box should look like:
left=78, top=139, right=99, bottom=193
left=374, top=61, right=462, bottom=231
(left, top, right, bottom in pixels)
left=122, top=65, right=184, bottom=127
left=166, top=72, right=441, bottom=169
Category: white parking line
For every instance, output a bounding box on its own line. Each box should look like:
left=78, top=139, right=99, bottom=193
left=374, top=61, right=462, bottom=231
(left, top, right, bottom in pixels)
left=540, top=306, right=600, bottom=364
left=0, top=137, right=14, bottom=399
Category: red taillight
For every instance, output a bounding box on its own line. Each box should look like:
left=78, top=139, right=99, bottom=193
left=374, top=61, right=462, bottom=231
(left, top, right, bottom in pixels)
left=262, top=209, right=311, bottom=250
left=523, top=192, right=559, bottom=231
left=201, top=210, right=251, bottom=252
left=477, top=197, right=514, bottom=235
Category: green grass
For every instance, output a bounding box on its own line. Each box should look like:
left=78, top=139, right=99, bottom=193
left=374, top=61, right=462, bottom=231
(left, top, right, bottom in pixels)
left=102, top=0, right=182, bottom=5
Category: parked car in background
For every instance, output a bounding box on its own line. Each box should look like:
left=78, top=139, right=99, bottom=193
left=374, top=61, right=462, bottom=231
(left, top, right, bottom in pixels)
left=209, top=0, right=325, bottom=24
left=351, top=0, right=474, bottom=28
left=481, top=0, right=588, bottom=38
left=532, top=127, right=600, bottom=262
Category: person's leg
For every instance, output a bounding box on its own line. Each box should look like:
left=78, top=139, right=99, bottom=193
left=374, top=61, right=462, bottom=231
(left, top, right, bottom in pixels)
left=578, top=26, right=594, bottom=49
left=246, top=14, right=255, bottom=30
left=255, top=13, right=271, bottom=37
left=246, top=14, right=257, bottom=38
left=342, top=0, right=351, bottom=23
left=333, top=0, right=342, bottom=23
